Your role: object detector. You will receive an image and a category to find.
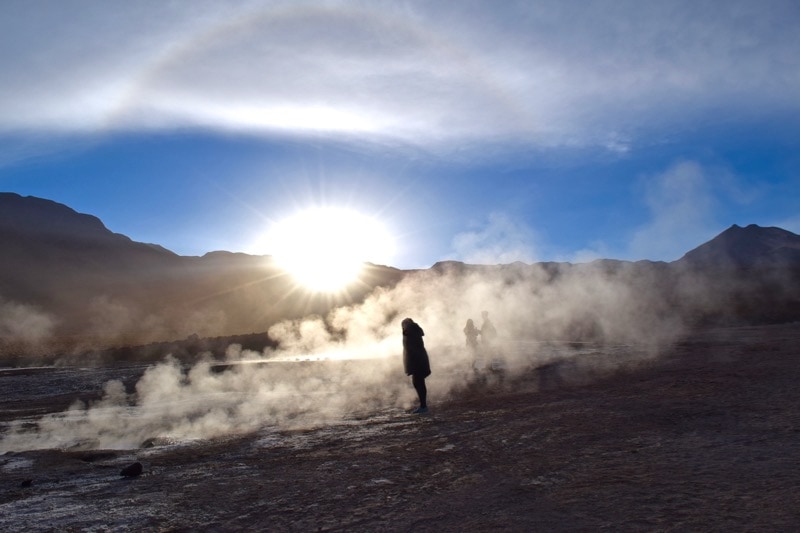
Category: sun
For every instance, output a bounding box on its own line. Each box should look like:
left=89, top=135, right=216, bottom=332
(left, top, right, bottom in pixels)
left=265, top=207, right=395, bottom=292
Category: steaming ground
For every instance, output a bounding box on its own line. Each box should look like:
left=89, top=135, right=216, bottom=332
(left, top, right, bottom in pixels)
left=0, top=339, right=643, bottom=452
left=1, top=263, right=798, bottom=528
left=0, top=263, right=678, bottom=452
left=2, top=322, right=799, bottom=530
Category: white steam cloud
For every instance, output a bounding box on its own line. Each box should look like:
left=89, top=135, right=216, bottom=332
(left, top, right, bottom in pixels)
left=1, top=263, right=687, bottom=452
left=571, top=160, right=761, bottom=263
left=0, top=297, right=55, bottom=344
left=451, top=213, right=539, bottom=265
left=628, top=161, right=719, bottom=261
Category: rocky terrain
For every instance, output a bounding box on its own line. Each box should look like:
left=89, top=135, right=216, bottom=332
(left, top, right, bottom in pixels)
left=2, top=193, right=800, bottom=530
left=1, top=322, right=798, bottom=531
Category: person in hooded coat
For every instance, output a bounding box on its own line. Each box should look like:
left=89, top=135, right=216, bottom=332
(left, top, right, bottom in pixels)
left=401, top=317, right=431, bottom=414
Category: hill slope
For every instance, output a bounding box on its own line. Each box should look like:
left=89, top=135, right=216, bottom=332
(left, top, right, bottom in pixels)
left=679, top=223, right=800, bottom=268
left=1, top=193, right=799, bottom=361
left=0, top=193, right=404, bottom=353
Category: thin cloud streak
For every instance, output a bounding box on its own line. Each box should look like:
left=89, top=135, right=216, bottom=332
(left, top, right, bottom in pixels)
left=2, top=0, right=799, bottom=150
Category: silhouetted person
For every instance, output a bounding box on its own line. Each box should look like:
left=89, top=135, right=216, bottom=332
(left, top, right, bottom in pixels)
left=479, top=310, right=497, bottom=347
left=463, top=318, right=479, bottom=350
left=464, top=318, right=485, bottom=379
left=402, top=317, right=431, bottom=414
left=480, top=310, right=505, bottom=385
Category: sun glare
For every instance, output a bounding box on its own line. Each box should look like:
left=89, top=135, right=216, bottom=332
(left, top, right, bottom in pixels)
left=266, top=207, right=395, bottom=292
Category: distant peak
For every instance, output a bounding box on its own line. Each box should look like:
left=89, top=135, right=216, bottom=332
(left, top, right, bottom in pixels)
left=679, top=223, right=800, bottom=267
left=727, top=223, right=761, bottom=231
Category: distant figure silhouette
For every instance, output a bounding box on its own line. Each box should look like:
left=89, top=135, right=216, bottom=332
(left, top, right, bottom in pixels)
left=480, top=310, right=506, bottom=384
left=479, top=311, right=497, bottom=346
left=402, top=317, right=431, bottom=414
left=463, top=318, right=479, bottom=350
left=464, top=318, right=485, bottom=377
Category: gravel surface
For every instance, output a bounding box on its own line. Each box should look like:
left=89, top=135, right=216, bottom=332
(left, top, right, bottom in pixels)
left=1, top=323, right=799, bottom=531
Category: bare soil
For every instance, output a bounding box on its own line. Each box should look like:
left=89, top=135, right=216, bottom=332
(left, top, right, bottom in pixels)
left=2, top=323, right=800, bottom=531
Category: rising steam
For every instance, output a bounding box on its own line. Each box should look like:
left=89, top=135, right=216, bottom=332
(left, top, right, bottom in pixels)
left=1, top=262, right=689, bottom=452
left=0, top=297, right=55, bottom=343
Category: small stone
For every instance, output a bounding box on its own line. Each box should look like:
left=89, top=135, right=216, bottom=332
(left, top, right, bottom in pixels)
left=120, top=462, right=143, bottom=477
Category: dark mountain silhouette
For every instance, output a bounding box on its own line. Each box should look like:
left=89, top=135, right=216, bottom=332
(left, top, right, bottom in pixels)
left=430, top=224, right=800, bottom=330
left=1, top=193, right=799, bottom=363
left=669, top=224, right=800, bottom=328
left=0, top=193, right=404, bottom=358
left=678, top=223, right=800, bottom=268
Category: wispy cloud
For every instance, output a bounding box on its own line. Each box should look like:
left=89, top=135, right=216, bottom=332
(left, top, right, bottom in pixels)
left=2, top=0, right=798, bottom=149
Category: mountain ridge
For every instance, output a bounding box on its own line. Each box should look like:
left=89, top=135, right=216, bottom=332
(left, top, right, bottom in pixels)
left=0, top=193, right=404, bottom=353
left=5, top=193, right=799, bottom=270
left=679, top=223, right=800, bottom=268
left=1, top=193, right=799, bottom=362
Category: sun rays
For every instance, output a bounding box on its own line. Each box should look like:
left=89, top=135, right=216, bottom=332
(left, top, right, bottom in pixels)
left=263, top=206, right=395, bottom=293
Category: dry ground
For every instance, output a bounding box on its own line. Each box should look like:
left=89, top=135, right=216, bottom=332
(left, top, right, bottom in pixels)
left=2, top=323, right=799, bottom=531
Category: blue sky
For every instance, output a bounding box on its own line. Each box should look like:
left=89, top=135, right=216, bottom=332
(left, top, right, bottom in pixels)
left=2, top=0, right=799, bottom=269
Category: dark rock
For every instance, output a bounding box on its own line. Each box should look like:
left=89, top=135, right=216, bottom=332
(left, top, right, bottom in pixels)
left=120, top=462, right=143, bottom=477
left=20, top=479, right=33, bottom=488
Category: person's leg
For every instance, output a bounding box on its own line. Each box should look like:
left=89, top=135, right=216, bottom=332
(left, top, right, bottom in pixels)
left=411, top=374, right=427, bottom=408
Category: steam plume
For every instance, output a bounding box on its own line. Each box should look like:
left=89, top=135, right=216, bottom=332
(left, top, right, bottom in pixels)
left=0, top=263, right=688, bottom=451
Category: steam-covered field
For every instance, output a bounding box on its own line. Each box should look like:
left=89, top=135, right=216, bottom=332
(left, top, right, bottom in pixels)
left=0, top=339, right=643, bottom=452
left=2, top=323, right=799, bottom=530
